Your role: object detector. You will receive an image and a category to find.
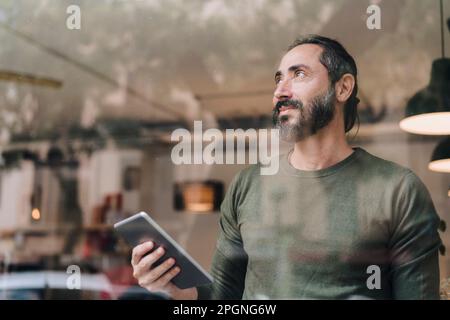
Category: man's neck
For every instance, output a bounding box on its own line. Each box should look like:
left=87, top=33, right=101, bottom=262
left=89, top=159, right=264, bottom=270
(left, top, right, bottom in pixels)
left=289, top=123, right=354, bottom=171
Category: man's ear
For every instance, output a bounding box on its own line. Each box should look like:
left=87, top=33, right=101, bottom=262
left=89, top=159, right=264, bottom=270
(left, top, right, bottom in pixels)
left=335, top=74, right=355, bottom=104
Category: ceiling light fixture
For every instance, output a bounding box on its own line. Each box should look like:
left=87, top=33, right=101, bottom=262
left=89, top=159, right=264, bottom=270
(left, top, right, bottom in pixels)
left=429, top=136, right=450, bottom=172
left=399, top=0, right=450, bottom=135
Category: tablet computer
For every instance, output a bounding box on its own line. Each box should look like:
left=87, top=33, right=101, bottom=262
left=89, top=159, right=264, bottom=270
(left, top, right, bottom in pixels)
left=114, top=211, right=213, bottom=289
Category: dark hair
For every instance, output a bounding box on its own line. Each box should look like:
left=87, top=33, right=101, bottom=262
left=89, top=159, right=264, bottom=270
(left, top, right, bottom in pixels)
left=288, top=35, right=360, bottom=133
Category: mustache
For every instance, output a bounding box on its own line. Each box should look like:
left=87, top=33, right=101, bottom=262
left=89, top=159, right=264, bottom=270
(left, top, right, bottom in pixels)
left=273, top=99, right=303, bottom=113
left=272, top=99, right=303, bottom=126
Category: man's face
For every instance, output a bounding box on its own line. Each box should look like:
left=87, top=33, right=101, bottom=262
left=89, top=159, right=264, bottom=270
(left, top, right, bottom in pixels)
left=272, top=44, right=336, bottom=142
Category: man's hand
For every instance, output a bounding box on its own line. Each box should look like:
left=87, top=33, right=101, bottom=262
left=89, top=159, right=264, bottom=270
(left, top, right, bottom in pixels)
left=131, top=241, right=198, bottom=300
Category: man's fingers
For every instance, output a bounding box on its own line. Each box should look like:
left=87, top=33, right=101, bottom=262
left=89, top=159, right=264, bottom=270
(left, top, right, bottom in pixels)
left=143, top=257, right=176, bottom=284
left=131, top=241, right=154, bottom=266
left=133, top=246, right=165, bottom=278
left=151, top=266, right=181, bottom=290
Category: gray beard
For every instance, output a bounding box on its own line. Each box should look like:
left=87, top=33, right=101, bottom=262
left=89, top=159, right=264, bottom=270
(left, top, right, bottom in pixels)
left=274, top=87, right=336, bottom=143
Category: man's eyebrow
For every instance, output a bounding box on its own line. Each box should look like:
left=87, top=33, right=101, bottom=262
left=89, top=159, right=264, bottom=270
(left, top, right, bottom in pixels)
left=274, top=64, right=312, bottom=79
left=288, top=64, right=311, bottom=72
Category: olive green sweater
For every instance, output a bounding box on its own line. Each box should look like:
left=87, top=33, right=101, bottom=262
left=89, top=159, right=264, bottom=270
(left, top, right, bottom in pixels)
left=197, top=148, right=442, bottom=300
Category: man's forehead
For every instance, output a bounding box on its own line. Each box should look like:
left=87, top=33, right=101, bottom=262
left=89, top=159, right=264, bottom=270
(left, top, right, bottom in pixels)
left=277, top=43, right=324, bottom=71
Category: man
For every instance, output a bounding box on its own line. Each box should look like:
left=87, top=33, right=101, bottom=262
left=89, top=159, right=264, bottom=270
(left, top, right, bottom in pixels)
left=131, top=35, right=442, bottom=299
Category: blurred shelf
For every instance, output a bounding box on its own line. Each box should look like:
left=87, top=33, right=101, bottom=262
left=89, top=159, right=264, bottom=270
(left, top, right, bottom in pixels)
left=83, top=224, right=114, bottom=232
left=0, top=224, right=115, bottom=238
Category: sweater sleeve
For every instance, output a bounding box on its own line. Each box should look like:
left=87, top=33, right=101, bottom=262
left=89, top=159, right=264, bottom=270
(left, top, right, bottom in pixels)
left=388, top=171, right=443, bottom=300
left=197, top=172, right=248, bottom=300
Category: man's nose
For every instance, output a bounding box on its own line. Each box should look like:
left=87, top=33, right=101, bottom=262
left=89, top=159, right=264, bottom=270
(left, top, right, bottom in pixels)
left=274, top=79, right=293, bottom=101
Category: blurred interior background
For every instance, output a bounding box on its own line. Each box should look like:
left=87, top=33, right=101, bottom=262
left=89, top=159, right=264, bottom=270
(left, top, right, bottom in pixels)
left=0, top=0, right=449, bottom=299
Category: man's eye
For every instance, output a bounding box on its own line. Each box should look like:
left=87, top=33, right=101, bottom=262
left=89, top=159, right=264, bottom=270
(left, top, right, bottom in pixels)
left=295, top=70, right=306, bottom=78
left=275, top=77, right=281, bottom=84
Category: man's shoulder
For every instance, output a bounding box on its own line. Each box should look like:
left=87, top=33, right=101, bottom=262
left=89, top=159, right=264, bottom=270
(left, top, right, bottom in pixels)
left=232, top=163, right=261, bottom=185
left=356, top=147, right=414, bottom=181
left=232, top=153, right=288, bottom=183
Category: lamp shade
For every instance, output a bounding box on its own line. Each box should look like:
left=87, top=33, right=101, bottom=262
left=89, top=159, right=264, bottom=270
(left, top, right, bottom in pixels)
left=399, top=58, right=450, bottom=135
left=429, top=137, right=450, bottom=172
left=174, top=180, right=224, bottom=213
